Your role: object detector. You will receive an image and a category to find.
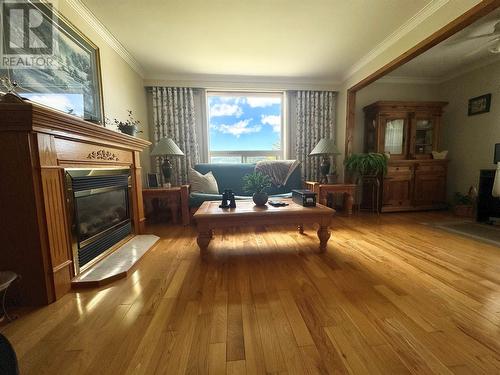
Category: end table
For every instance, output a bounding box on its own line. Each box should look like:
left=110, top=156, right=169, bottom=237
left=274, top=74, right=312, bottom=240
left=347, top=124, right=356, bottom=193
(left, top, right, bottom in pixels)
left=143, top=185, right=190, bottom=225
left=305, top=181, right=357, bottom=216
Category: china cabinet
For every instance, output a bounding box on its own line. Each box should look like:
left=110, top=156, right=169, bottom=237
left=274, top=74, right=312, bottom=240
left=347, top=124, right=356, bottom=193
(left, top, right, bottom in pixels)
left=363, top=101, right=448, bottom=212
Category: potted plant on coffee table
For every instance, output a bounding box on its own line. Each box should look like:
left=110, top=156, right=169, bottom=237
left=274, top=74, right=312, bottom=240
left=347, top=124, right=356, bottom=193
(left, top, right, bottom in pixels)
left=242, top=172, right=272, bottom=206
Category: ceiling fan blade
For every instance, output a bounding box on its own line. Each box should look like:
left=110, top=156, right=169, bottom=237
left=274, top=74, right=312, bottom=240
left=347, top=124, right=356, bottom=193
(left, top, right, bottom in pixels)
left=445, top=32, right=499, bottom=45
left=464, top=37, right=500, bottom=57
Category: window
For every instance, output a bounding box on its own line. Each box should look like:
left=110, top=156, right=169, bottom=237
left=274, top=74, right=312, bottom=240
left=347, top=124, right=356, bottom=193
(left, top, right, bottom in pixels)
left=207, top=91, right=284, bottom=163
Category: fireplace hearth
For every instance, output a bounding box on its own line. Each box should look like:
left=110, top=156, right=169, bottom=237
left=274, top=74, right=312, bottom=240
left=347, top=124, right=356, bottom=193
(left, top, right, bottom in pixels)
left=66, top=168, right=133, bottom=274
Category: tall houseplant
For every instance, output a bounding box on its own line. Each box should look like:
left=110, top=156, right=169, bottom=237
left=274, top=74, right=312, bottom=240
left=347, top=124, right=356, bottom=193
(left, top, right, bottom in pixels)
left=242, top=172, right=272, bottom=206
left=344, top=153, right=388, bottom=178
left=344, top=153, right=388, bottom=211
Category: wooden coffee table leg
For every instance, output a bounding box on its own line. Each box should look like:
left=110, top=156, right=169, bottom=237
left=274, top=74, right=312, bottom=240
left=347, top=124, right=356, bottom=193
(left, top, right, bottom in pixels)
left=298, top=224, right=304, bottom=234
left=197, top=229, right=212, bottom=255
left=317, top=225, right=331, bottom=252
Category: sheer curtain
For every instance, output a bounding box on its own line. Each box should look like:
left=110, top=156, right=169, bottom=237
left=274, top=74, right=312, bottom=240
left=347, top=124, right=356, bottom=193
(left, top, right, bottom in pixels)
left=151, top=87, right=200, bottom=185
left=384, top=119, right=404, bottom=155
left=295, top=91, right=337, bottom=181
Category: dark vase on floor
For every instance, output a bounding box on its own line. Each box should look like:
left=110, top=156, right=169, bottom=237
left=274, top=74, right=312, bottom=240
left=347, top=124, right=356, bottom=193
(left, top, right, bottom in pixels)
left=253, top=192, right=268, bottom=206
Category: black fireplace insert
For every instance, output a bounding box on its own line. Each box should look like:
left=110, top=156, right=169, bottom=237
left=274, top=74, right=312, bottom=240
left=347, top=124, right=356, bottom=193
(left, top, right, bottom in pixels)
left=65, top=168, right=132, bottom=273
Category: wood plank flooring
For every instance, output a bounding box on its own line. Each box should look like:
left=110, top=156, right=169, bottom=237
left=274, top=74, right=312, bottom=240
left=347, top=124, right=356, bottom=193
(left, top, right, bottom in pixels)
left=2, top=212, right=500, bottom=374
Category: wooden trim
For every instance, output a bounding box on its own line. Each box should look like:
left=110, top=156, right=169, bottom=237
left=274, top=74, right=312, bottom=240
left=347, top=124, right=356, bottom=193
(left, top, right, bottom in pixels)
left=0, top=100, right=150, bottom=150
left=52, top=259, right=73, bottom=273
left=344, top=0, right=500, bottom=158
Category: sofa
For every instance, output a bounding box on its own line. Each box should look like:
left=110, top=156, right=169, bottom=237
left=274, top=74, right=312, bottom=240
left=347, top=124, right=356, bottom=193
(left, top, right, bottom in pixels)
left=189, top=163, right=302, bottom=208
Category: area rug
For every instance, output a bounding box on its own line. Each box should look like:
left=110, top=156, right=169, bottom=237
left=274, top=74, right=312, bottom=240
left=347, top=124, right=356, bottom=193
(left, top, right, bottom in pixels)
left=425, top=221, right=500, bottom=247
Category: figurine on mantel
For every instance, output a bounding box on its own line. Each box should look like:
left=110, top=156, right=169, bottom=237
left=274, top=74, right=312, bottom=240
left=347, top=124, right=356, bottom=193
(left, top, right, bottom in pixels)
left=0, top=76, right=24, bottom=102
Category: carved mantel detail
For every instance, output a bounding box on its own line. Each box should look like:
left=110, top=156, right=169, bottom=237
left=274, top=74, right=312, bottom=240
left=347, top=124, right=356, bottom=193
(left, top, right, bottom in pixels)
left=87, top=149, right=119, bottom=161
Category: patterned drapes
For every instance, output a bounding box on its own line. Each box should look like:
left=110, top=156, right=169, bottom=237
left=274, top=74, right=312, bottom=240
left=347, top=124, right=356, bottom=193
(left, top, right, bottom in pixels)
left=295, top=91, right=337, bottom=182
left=151, top=87, right=200, bottom=185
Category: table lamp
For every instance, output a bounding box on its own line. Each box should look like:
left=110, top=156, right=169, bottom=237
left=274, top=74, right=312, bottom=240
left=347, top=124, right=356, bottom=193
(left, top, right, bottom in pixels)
left=309, top=138, right=340, bottom=184
left=150, top=137, right=184, bottom=187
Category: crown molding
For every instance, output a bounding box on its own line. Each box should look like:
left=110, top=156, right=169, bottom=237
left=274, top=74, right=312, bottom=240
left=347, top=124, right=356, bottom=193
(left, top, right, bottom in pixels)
left=376, top=75, right=440, bottom=85
left=64, top=0, right=145, bottom=77
left=344, top=0, right=450, bottom=82
left=371, top=54, right=500, bottom=86
left=143, top=74, right=341, bottom=91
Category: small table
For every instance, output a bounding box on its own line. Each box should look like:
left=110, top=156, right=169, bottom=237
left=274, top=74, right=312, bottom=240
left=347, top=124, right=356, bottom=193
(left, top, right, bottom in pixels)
left=193, top=198, right=335, bottom=255
left=143, top=185, right=190, bottom=226
left=305, top=182, right=357, bottom=216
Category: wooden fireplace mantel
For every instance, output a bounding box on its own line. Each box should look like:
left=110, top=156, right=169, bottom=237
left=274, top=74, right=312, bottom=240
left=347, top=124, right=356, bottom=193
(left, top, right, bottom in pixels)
left=0, top=93, right=151, bottom=305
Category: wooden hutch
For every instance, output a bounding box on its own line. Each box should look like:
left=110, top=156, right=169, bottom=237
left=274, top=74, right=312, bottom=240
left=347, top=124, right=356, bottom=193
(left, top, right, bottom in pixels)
left=363, top=101, right=448, bottom=212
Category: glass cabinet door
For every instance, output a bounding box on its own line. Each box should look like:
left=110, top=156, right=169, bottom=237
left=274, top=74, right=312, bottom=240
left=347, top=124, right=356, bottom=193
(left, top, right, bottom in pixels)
left=383, top=118, right=406, bottom=156
left=414, top=119, right=434, bottom=155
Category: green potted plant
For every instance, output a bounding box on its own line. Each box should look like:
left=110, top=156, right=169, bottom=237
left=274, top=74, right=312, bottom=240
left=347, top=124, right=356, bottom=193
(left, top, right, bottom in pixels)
left=344, top=153, right=388, bottom=210
left=111, top=110, right=142, bottom=136
left=344, top=153, right=388, bottom=179
left=242, top=172, right=272, bottom=206
left=453, top=192, right=474, bottom=217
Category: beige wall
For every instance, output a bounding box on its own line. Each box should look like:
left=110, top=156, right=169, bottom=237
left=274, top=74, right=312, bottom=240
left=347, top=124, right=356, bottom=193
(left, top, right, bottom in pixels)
left=56, top=1, right=151, bottom=176
left=440, top=60, right=500, bottom=198
left=353, top=81, right=441, bottom=153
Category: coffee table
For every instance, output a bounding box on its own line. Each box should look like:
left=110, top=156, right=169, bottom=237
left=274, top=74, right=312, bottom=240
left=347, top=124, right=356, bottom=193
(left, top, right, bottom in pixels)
left=193, top=198, right=335, bottom=255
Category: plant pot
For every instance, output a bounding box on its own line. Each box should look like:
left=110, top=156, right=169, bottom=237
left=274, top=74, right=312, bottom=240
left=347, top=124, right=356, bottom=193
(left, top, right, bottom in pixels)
left=252, top=192, right=268, bottom=206
left=453, top=204, right=474, bottom=218
left=120, top=127, right=136, bottom=136
left=326, top=174, right=337, bottom=184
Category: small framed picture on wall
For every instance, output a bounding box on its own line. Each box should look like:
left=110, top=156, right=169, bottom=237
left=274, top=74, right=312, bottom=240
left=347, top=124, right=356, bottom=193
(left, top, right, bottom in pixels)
left=468, top=93, right=491, bottom=116
left=147, top=173, right=159, bottom=188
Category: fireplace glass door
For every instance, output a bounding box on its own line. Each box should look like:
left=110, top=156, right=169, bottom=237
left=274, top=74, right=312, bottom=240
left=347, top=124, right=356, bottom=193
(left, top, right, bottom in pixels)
left=75, top=187, right=129, bottom=246
left=66, top=168, right=132, bottom=273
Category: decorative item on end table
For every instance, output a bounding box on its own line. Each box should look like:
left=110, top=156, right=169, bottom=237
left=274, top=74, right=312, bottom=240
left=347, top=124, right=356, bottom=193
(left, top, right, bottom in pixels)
left=242, top=172, right=272, bottom=206
left=147, top=173, right=159, bottom=188
left=150, top=138, right=185, bottom=188
left=309, top=138, right=341, bottom=184
left=468, top=94, right=491, bottom=116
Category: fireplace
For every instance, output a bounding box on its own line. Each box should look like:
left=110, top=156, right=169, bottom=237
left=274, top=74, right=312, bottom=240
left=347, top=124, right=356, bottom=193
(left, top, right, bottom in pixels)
left=65, top=168, right=133, bottom=274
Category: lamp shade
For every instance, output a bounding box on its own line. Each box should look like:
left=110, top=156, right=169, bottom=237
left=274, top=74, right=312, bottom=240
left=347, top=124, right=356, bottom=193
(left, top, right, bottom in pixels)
left=309, top=138, right=340, bottom=156
left=150, top=137, right=184, bottom=156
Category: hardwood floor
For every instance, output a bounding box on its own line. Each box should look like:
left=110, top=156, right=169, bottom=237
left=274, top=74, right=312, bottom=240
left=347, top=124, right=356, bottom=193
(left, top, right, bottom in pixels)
left=2, top=212, right=500, bottom=374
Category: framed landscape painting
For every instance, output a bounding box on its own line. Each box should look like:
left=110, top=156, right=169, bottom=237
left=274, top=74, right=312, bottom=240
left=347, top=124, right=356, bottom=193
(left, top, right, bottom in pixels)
left=468, top=94, right=491, bottom=116
left=0, top=2, right=104, bottom=123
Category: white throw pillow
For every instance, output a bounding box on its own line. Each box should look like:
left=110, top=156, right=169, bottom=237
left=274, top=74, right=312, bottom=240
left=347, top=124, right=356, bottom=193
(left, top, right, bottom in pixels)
left=188, top=168, right=219, bottom=194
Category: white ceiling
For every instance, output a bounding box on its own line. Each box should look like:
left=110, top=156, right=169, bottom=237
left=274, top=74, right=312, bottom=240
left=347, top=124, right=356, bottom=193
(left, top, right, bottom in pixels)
left=388, top=8, right=500, bottom=80
left=81, top=0, right=435, bottom=82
